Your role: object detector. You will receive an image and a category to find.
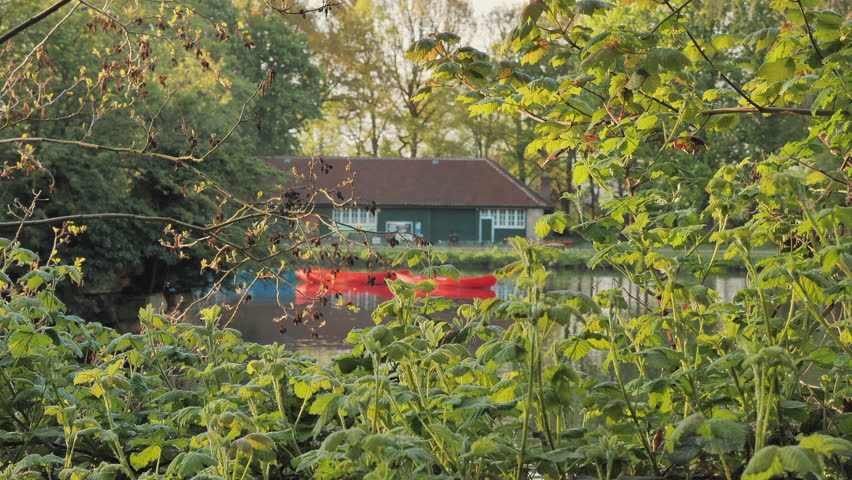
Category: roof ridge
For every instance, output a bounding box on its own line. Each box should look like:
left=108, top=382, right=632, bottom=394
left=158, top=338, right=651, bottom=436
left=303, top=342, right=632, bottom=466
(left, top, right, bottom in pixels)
left=265, top=155, right=550, bottom=208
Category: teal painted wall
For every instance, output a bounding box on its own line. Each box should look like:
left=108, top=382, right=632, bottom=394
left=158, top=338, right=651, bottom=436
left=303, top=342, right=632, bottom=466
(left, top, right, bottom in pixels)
left=315, top=206, right=332, bottom=234
left=377, top=208, right=431, bottom=236
left=494, top=228, right=526, bottom=243
left=431, top=209, right=478, bottom=242
left=319, top=206, right=527, bottom=243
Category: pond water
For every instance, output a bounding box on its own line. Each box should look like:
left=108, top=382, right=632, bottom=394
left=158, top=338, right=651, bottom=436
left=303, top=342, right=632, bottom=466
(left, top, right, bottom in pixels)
left=216, top=270, right=747, bottom=364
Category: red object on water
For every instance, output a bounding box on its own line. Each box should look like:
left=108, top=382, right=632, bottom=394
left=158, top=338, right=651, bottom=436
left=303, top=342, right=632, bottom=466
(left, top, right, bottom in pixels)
left=294, top=281, right=494, bottom=303
left=395, top=271, right=497, bottom=289
left=295, top=268, right=403, bottom=286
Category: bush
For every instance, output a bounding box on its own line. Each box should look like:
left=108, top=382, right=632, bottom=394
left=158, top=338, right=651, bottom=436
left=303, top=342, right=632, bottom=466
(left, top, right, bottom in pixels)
left=2, top=239, right=851, bottom=480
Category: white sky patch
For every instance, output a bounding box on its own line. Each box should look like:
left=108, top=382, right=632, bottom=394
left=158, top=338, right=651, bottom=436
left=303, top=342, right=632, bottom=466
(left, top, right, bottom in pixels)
left=469, top=0, right=525, bottom=49
left=471, top=0, right=524, bottom=15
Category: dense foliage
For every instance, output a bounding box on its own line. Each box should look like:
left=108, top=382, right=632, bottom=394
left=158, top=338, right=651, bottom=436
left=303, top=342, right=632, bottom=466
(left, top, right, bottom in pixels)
left=407, top=0, right=852, bottom=477
left=0, top=1, right=324, bottom=293
left=2, top=234, right=851, bottom=479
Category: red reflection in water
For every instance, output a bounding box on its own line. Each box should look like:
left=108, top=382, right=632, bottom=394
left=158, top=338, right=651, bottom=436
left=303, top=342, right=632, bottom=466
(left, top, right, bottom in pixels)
left=396, top=271, right=497, bottom=288
left=295, top=282, right=495, bottom=304
left=417, top=287, right=496, bottom=299
left=295, top=282, right=394, bottom=304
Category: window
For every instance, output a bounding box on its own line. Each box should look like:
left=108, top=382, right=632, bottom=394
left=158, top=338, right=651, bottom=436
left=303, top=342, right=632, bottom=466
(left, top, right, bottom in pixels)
left=386, top=221, right=415, bottom=240
left=385, top=221, right=412, bottom=233
left=480, top=208, right=526, bottom=228
left=332, top=208, right=377, bottom=231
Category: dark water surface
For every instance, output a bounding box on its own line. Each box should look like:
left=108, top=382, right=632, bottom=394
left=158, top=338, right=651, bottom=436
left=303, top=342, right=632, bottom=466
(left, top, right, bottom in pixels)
left=214, top=270, right=747, bottom=364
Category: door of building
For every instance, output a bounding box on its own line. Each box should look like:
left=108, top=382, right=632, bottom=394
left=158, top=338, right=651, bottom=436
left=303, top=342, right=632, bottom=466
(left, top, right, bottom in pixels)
left=480, top=218, right=493, bottom=243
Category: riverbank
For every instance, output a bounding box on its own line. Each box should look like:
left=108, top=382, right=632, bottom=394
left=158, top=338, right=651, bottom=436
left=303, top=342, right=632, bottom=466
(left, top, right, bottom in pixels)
left=289, top=243, right=776, bottom=273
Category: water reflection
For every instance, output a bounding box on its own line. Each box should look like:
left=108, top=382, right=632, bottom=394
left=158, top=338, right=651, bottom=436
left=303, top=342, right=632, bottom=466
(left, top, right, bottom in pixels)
left=222, top=270, right=747, bottom=364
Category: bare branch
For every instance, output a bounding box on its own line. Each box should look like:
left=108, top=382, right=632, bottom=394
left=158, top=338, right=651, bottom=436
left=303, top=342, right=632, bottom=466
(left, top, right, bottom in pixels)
left=0, top=212, right=215, bottom=233
left=794, top=0, right=824, bottom=61
left=701, top=106, right=840, bottom=117
left=650, top=0, right=695, bottom=34
left=0, top=137, right=199, bottom=163
left=0, top=0, right=73, bottom=46
left=265, top=0, right=346, bottom=15
left=663, top=0, right=763, bottom=110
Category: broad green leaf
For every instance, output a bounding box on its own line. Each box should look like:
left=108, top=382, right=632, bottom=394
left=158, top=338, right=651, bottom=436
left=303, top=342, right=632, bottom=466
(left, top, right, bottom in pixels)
left=798, top=434, right=852, bottom=456
left=73, top=368, right=104, bottom=385
left=573, top=163, right=590, bottom=185
left=414, top=279, right=436, bottom=293
left=309, top=393, right=341, bottom=416
left=20, top=270, right=52, bottom=290
left=576, top=0, right=614, bottom=15
left=130, top=445, right=161, bottom=470
left=243, top=432, right=275, bottom=451
left=647, top=48, right=692, bottom=71
left=581, top=46, right=619, bottom=71
left=469, top=97, right=504, bottom=116
left=743, top=446, right=785, bottom=480
left=635, top=114, right=658, bottom=130
left=17, top=454, right=64, bottom=469
left=406, top=38, right=439, bottom=62
left=711, top=34, right=739, bottom=50
left=563, top=338, right=591, bottom=360
left=697, top=419, right=747, bottom=454
left=8, top=330, right=52, bottom=358
left=174, top=452, right=217, bottom=477
left=743, top=27, right=779, bottom=52
left=777, top=446, right=819, bottom=476
left=12, top=248, right=39, bottom=265
left=521, top=1, right=547, bottom=24
left=757, top=58, right=795, bottom=82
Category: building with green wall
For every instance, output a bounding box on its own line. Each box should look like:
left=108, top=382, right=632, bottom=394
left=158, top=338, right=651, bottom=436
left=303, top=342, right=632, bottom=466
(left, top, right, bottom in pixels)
left=270, top=156, right=549, bottom=245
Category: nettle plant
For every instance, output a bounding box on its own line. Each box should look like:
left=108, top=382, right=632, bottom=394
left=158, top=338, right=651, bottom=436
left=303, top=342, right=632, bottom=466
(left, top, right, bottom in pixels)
left=0, top=238, right=325, bottom=480
left=402, top=0, right=852, bottom=478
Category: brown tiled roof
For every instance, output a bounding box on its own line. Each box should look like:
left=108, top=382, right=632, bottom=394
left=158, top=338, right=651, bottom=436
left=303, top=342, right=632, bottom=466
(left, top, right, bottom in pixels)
left=269, top=156, right=548, bottom=208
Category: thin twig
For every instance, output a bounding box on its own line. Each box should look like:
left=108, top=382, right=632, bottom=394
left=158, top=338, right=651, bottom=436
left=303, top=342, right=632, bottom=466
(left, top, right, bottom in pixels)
left=663, top=0, right=762, bottom=110
left=0, top=137, right=199, bottom=163
left=0, top=0, right=73, bottom=45
left=701, top=106, right=839, bottom=117
left=794, top=0, right=824, bottom=61
left=788, top=156, right=851, bottom=187
left=0, top=212, right=216, bottom=233
left=650, top=0, right=695, bottom=34
left=266, top=0, right=346, bottom=15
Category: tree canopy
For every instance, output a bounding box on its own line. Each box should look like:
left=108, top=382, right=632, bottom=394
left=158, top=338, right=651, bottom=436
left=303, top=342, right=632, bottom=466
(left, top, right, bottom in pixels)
left=0, top=0, right=326, bottom=293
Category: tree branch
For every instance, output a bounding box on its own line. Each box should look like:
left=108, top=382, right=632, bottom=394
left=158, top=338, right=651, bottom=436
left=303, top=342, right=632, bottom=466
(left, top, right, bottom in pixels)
left=788, top=156, right=851, bottom=187
left=663, top=0, right=763, bottom=110
left=266, top=0, right=346, bottom=15
left=794, top=0, right=824, bottom=61
left=0, top=212, right=212, bottom=232
left=0, top=137, right=198, bottom=163
left=701, top=106, right=840, bottom=117
left=651, top=0, right=695, bottom=34
left=0, top=0, right=73, bottom=46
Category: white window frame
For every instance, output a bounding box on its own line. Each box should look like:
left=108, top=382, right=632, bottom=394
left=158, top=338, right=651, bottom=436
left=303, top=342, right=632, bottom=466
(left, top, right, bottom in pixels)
left=478, top=208, right=526, bottom=242
left=480, top=208, right=526, bottom=228
left=332, top=207, right=377, bottom=231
